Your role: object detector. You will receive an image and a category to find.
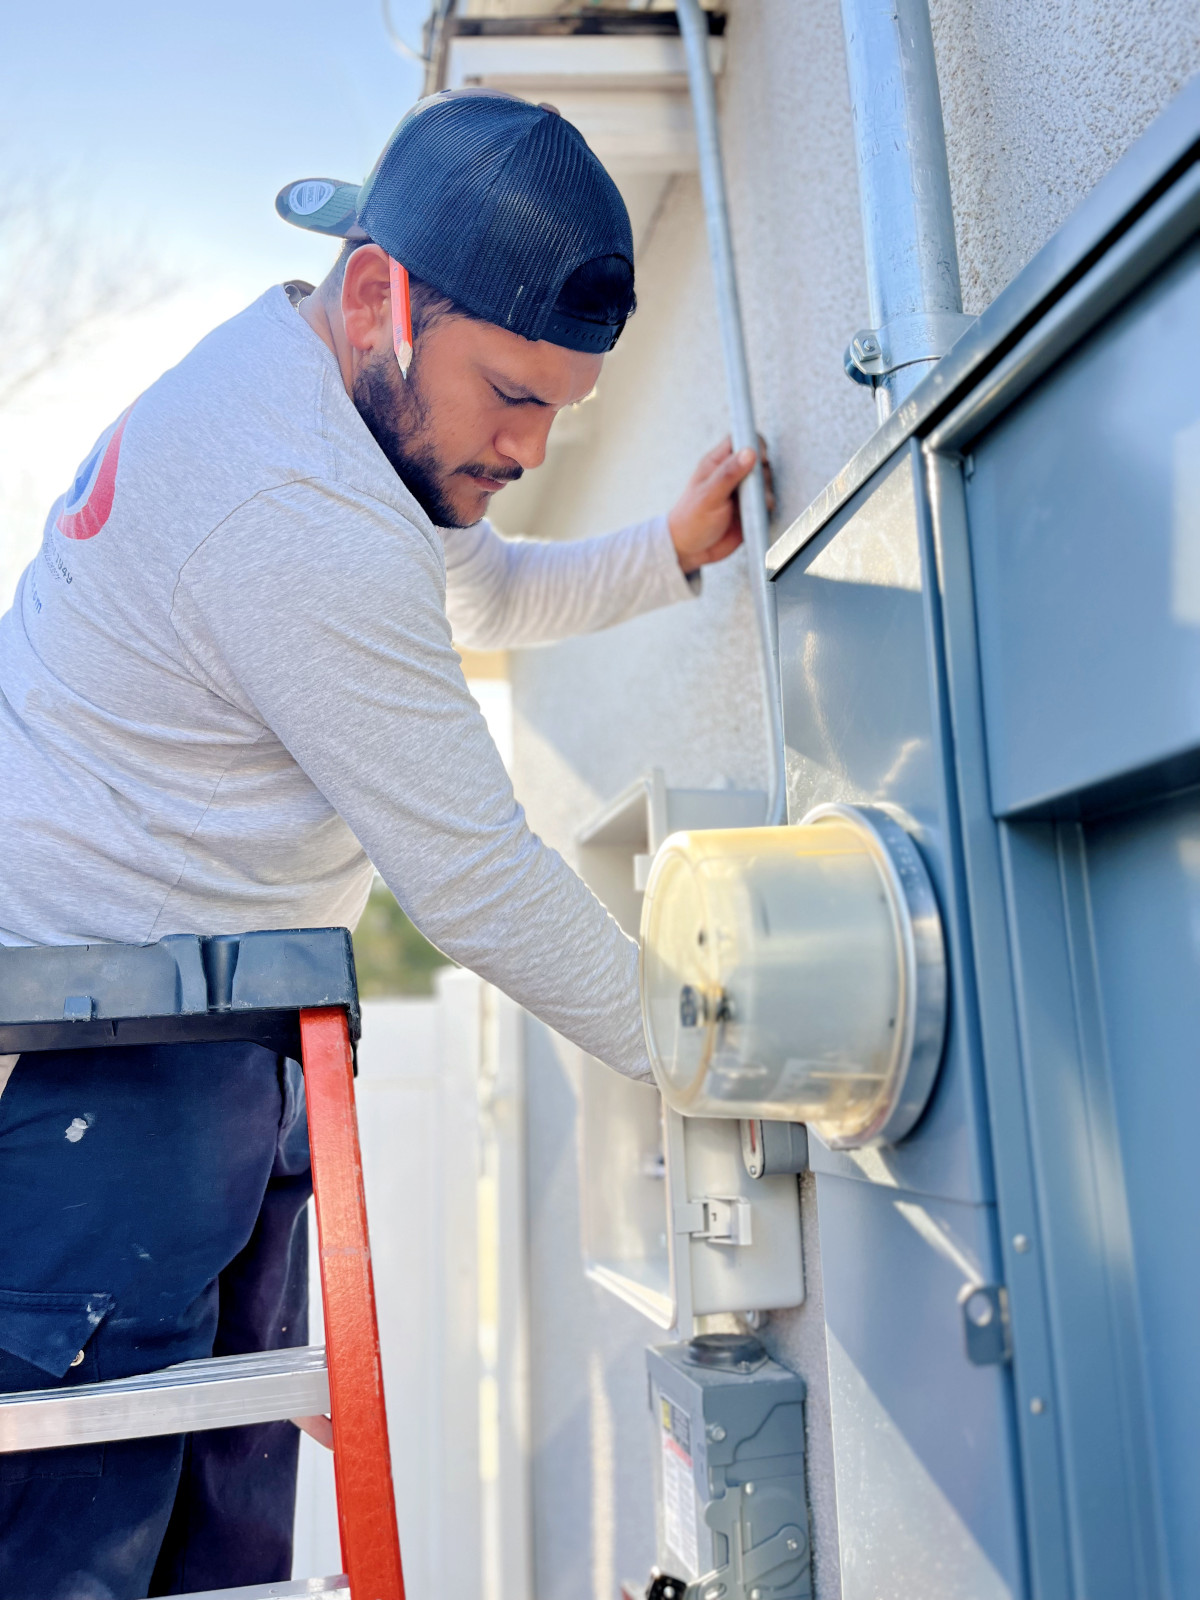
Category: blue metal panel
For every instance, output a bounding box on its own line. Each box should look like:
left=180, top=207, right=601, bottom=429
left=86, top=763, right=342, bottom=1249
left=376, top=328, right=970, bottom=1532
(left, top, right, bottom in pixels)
left=925, top=454, right=1072, bottom=1600
left=774, top=447, right=996, bottom=1208
left=774, top=447, right=1027, bottom=1596
left=968, top=793, right=1200, bottom=1600
left=945, top=147, right=1200, bottom=1600
left=995, top=821, right=1165, bottom=1599
left=967, top=235, right=1200, bottom=817
left=1080, top=793, right=1200, bottom=1594
left=815, top=1173, right=1023, bottom=1600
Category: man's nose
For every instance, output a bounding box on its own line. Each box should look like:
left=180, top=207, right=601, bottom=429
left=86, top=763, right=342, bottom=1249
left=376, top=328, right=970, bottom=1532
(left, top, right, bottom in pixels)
left=495, top=411, right=554, bottom=472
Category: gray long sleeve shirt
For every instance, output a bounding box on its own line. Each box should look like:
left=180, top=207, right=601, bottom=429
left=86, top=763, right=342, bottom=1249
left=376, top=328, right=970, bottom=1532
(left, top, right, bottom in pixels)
left=0, top=287, right=696, bottom=1080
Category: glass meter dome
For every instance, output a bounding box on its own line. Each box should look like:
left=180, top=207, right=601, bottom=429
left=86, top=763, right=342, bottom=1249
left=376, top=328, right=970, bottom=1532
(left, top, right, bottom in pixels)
left=639, top=805, right=947, bottom=1148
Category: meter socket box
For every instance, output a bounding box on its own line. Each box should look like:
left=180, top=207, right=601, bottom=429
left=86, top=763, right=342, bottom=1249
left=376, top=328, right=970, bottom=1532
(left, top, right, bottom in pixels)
left=575, top=773, right=803, bottom=1329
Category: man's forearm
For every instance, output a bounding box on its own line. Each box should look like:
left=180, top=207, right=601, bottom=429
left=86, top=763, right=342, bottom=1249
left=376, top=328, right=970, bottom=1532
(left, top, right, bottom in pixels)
left=443, top=515, right=698, bottom=652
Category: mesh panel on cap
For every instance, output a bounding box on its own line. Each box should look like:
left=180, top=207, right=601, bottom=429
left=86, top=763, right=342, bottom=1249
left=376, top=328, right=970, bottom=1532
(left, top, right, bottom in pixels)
left=358, top=95, right=633, bottom=350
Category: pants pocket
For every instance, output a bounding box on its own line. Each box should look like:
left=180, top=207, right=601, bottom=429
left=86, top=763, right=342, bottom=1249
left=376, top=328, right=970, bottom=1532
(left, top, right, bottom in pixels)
left=0, top=1286, right=114, bottom=1483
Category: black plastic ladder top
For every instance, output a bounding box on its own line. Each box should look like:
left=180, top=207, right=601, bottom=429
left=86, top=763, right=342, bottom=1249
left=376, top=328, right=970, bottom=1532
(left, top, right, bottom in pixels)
left=0, top=928, right=360, bottom=1057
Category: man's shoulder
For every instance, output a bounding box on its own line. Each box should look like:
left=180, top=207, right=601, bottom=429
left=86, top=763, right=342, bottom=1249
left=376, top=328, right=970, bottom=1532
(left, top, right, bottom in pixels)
left=84, top=290, right=313, bottom=554
left=69, top=286, right=439, bottom=615
left=155, top=288, right=429, bottom=531
left=134, top=287, right=336, bottom=485
left=109, top=289, right=399, bottom=547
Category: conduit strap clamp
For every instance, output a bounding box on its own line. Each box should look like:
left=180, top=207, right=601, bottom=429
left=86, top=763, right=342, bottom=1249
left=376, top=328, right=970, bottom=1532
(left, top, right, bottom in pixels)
left=844, top=309, right=976, bottom=384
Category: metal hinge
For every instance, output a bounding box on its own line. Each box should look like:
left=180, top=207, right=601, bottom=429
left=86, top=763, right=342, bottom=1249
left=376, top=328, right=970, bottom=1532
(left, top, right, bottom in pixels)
left=959, top=1283, right=1012, bottom=1366
left=675, top=1196, right=753, bottom=1246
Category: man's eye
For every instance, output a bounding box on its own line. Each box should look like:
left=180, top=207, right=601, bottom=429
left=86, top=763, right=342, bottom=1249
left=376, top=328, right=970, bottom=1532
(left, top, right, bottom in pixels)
left=491, top=385, right=524, bottom=406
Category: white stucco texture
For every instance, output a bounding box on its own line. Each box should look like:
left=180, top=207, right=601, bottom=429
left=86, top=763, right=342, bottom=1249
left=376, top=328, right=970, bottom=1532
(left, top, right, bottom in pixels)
left=931, top=0, right=1200, bottom=311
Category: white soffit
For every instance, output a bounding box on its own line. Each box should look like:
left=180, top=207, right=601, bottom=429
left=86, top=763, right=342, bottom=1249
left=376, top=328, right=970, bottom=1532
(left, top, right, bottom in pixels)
left=443, top=32, right=725, bottom=174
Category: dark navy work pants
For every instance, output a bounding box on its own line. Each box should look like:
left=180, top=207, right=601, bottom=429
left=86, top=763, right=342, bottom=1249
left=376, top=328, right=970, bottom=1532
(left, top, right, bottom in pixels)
left=0, top=1041, right=313, bottom=1600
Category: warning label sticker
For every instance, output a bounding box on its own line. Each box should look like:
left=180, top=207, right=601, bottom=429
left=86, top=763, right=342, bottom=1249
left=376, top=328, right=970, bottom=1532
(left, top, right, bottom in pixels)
left=659, top=1396, right=699, bottom=1576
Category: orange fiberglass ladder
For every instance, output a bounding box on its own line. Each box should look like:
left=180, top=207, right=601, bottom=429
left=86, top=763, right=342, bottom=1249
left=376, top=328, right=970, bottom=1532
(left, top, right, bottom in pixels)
left=0, top=928, right=405, bottom=1600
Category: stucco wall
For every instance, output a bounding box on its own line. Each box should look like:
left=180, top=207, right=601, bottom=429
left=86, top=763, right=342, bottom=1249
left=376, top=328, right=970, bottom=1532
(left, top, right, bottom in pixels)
left=503, top=2, right=1200, bottom=1595
left=931, top=0, right=1200, bottom=312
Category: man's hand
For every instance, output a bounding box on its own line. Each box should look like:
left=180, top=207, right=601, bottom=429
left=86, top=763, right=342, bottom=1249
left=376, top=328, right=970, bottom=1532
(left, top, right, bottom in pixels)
left=667, top=435, right=775, bottom=575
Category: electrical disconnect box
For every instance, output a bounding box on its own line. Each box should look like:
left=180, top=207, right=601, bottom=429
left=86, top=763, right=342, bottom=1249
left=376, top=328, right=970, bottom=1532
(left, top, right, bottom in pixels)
left=576, top=773, right=804, bottom=1330
left=647, top=1334, right=812, bottom=1600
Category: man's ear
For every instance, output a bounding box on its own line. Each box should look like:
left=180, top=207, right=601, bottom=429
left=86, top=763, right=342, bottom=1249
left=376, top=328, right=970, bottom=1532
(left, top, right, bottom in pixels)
left=341, top=244, right=392, bottom=354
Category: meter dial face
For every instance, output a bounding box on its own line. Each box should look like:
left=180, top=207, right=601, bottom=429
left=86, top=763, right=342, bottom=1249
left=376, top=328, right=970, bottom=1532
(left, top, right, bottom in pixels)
left=639, top=809, right=947, bottom=1147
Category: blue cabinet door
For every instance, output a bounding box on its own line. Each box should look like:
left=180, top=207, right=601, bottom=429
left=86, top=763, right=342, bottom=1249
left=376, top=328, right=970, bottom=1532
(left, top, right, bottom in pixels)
left=952, top=211, right=1200, bottom=1600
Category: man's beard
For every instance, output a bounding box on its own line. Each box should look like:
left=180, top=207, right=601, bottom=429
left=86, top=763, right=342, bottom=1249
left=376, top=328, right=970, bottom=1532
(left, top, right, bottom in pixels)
left=352, top=348, right=521, bottom=529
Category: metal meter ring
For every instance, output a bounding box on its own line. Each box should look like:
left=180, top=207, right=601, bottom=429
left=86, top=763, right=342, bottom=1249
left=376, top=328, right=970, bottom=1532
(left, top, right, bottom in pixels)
left=800, top=804, right=947, bottom=1146
left=639, top=804, right=948, bottom=1148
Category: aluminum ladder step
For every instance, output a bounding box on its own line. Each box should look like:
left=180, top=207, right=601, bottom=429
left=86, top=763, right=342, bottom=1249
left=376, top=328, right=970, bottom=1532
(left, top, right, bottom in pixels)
left=176, top=1578, right=349, bottom=1599
left=0, top=1345, right=329, bottom=1453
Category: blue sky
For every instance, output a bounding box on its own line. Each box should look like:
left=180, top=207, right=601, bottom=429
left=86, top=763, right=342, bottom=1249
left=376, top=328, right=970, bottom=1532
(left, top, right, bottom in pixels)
left=1, top=0, right=425, bottom=283
left=0, top=0, right=428, bottom=598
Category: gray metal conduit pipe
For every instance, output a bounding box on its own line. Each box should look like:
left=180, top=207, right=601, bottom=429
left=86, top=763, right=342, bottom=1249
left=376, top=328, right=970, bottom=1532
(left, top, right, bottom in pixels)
left=676, top=0, right=789, bottom=828
left=840, top=0, right=974, bottom=418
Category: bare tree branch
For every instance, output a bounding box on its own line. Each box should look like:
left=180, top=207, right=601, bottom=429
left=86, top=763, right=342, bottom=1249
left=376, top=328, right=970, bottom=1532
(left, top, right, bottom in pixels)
left=0, top=165, right=182, bottom=409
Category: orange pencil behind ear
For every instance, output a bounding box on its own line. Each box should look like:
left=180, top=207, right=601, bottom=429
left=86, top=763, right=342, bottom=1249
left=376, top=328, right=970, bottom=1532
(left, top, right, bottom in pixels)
left=388, top=256, right=413, bottom=380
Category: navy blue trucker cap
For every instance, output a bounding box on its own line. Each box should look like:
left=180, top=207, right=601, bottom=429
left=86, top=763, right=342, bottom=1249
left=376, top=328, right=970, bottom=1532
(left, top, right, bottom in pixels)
left=276, top=90, right=634, bottom=354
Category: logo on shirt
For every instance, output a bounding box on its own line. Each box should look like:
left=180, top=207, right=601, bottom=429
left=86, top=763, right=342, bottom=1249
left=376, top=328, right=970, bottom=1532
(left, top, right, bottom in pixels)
left=56, top=407, right=133, bottom=541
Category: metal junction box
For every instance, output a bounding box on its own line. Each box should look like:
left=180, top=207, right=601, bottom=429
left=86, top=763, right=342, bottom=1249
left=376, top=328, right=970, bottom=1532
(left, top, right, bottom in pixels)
left=764, top=73, right=1200, bottom=1600
left=647, top=1336, right=811, bottom=1600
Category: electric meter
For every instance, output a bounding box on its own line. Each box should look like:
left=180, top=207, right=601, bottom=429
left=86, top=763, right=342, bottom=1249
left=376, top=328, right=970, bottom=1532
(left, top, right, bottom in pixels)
left=638, top=805, right=946, bottom=1148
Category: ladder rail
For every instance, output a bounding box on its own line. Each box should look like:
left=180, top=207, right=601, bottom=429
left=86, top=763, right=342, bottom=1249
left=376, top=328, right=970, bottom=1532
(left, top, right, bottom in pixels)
left=301, top=1005, right=407, bottom=1600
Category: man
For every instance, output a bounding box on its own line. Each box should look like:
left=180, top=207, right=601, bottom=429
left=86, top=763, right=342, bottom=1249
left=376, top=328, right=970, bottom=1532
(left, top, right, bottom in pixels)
left=0, top=91, right=762, bottom=1597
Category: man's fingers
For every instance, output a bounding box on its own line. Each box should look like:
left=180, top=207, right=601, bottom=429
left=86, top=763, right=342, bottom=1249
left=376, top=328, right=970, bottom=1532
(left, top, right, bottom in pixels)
left=697, top=446, right=755, bottom=506
left=696, top=435, right=734, bottom=475
left=670, top=436, right=771, bottom=569
left=687, top=436, right=736, bottom=489
left=694, top=436, right=770, bottom=496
